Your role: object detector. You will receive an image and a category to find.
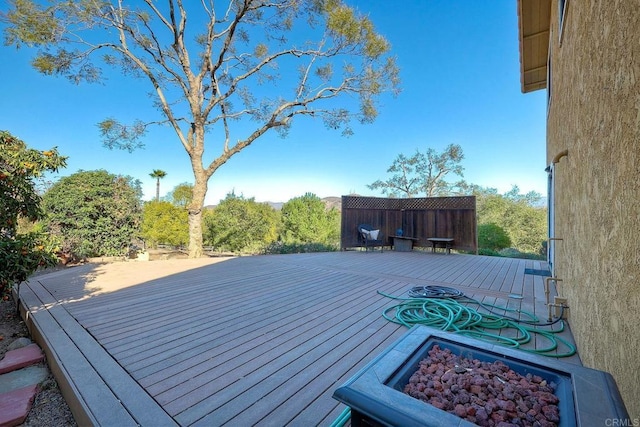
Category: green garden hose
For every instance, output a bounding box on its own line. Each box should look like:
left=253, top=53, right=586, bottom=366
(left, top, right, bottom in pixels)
left=329, top=407, right=351, bottom=427
left=378, top=288, right=576, bottom=358
left=329, top=286, right=576, bottom=427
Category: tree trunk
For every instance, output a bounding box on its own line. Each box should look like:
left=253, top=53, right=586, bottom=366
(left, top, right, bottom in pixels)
left=187, top=174, right=208, bottom=258
left=188, top=208, right=204, bottom=258
left=156, top=178, right=160, bottom=202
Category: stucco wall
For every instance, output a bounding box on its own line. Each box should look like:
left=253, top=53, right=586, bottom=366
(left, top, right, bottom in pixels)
left=546, top=0, right=640, bottom=419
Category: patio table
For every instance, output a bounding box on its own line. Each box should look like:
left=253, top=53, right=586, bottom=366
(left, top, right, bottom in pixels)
left=392, top=236, right=418, bottom=252
left=426, top=237, right=454, bottom=254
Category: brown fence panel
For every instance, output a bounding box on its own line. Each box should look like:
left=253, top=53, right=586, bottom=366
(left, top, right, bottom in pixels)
left=341, top=195, right=477, bottom=252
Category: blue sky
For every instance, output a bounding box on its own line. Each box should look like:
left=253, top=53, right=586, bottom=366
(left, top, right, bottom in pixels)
left=0, top=1, right=547, bottom=205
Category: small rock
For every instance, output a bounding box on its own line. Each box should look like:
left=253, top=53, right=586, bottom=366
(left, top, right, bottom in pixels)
left=441, top=370, right=453, bottom=382
left=542, top=404, right=560, bottom=422
left=7, top=337, right=32, bottom=351
left=0, top=384, right=39, bottom=426
left=454, top=404, right=467, bottom=418
left=476, top=407, right=489, bottom=421
left=469, top=384, right=482, bottom=395
left=538, top=391, right=559, bottom=404
left=0, top=365, right=48, bottom=394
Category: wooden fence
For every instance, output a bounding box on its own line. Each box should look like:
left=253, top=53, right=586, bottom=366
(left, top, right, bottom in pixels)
left=340, top=195, right=477, bottom=252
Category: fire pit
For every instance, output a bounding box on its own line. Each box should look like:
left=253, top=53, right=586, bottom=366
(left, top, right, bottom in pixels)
left=333, top=326, right=629, bottom=427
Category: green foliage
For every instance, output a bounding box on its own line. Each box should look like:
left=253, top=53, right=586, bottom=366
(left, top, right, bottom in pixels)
left=475, top=186, right=547, bottom=257
left=99, top=119, right=147, bottom=151
left=0, top=130, right=67, bottom=295
left=141, top=201, right=188, bottom=248
left=149, top=169, right=167, bottom=179
left=264, top=241, right=339, bottom=254
left=42, top=170, right=142, bottom=258
left=324, top=1, right=390, bottom=60
left=3, top=0, right=63, bottom=47
left=367, top=152, right=422, bottom=197
left=477, top=248, right=501, bottom=257
left=149, top=169, right=167, bottom=202
left=202, top=192, right=340, bottom=254
left=498, top=248, right=544, bottom=260
left=3, top=0, right=400, bottom=257
left=166, top=183, right=193, bottom=208
left=0, top=230, right=61, bottom=294
left=0, top=131, right=67, bottom=229
left=477, top=223, right=511, bottom=251
left=280, top=193, right=340, bottom=245
left=203, top=193, right=279, bottom=253
left=369, top=144, right=467, bottom=197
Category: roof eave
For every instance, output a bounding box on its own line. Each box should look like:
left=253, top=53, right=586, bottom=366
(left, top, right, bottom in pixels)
left=517, top=0, right=552, bottom=93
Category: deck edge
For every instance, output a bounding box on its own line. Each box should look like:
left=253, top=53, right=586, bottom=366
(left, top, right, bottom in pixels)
left=17, top=280, right=177, bottom=426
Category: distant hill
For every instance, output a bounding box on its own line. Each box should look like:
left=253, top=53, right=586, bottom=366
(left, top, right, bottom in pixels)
left=321, top=196, right=342, bottom=211
left=266, top=201, right=284, bottom=210
left=205, top=196, right=342, bottom=211
left=265, top=197, right=342, bottom=211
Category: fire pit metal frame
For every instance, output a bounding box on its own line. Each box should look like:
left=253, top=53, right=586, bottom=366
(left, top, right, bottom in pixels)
left=333, top=326, right=629, bottom=427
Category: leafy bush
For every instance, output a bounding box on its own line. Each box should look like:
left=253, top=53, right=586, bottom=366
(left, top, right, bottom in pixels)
left=498, top=247, right=545, bottom=260
left=264, top=241, right=339, bottom=254
left=280, top=193, right=340, bottom=245
left=204, top=193, right=279, bottom=253
left=475, top=186, right=547, bottom=255
left=43, top=170, right=142, bottom=258
left=478, top=223, right=511, bottom=251
left=141, top=201, right=188, bottom=248
left=477, top=248, right=501, bottom=257
left=0, top=231, right=61, bottom=292
left=0, top=131, right=67, bottom=295
left=477, top=247, right=545, bottom=260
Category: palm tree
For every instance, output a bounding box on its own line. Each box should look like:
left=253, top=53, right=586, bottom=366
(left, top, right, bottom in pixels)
left=149, top=169, right=167, bottom=202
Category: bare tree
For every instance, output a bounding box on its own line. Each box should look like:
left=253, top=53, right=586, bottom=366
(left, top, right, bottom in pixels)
left=418, top=144, right=466, bottom=196
left=367, top=152, right=422, bottom=198
left=369, top=144, right=466, bottom=197
left=3, top=0, right=400, bottom=257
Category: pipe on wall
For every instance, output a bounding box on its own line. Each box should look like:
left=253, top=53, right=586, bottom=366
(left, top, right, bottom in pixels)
left=545, top=277, right=563, bottom=321
left=547, top=150, right=567, bottom=283
left=552, top=149, right=568, bottom=164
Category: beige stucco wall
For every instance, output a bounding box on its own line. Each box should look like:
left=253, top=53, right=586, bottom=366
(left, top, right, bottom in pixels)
left=546, top=0, right=640, bottom=419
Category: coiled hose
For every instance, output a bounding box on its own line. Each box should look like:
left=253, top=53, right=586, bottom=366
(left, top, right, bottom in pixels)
left=330, top=286, right=576, bottom=426
left=379, top=286, right=576, bottom=358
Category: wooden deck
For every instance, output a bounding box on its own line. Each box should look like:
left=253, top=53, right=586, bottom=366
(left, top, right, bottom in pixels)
left=18, top=251, right=580, bottom=426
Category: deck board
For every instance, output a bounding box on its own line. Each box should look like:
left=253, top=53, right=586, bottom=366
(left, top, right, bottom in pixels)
left=24, top=251, right=581, bottom=426
left=106, top=270, right=352, bottom=357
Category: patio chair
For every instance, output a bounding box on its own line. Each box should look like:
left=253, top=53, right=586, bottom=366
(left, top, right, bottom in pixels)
left=358, top=224, right=384, bottom=252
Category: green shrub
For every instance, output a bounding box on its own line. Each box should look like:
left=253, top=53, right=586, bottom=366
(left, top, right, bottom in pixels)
left=477, top=246, right=545, bottom=260
left=1, top=131, right=67, bottom=295
left=141, top=201, right=188, bottom=248
left=264, top=241, right=339, bottom=254
left=280, top=193, right=340, bottom=245
left=0, top=231, right=61, bottom=294
left=498, top=247, right=545, bottom=260
left=203, top=193, right=279, bottom=253
left=43, top=170, right=142, bottom=258
left=477, top=248, right=501, bottom=257
left=474, top=187, right=547, bottom=254
left=478, top=223, right=511, bottom=251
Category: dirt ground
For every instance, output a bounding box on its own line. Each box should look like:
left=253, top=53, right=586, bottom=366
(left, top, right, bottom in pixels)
left=0, top=294, right=77, bottom=426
